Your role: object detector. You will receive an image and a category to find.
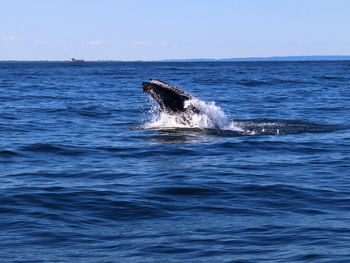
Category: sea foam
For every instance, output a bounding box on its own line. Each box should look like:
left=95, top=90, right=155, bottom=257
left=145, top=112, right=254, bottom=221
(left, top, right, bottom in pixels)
left=143, top=97, right=243, bottom=132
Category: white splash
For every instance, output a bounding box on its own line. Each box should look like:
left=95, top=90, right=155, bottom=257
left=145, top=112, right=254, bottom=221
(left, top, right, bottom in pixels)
left=143, top=97, right=243, bottom=132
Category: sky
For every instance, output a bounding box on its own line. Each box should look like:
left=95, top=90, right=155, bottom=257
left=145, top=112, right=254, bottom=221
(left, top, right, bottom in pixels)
left=1, top=0, right=350, bottom=61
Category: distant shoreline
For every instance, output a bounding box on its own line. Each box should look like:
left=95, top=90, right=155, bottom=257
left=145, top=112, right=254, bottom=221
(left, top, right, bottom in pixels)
left=1, top=55, right=350, bottom=62
left=159, top=55, right=350, bottom=62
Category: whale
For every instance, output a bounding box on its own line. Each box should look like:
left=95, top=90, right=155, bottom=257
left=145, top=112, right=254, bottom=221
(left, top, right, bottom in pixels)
left=141, top=79, right=335, bottom=134
left=142, top=79, right=200, bottom=114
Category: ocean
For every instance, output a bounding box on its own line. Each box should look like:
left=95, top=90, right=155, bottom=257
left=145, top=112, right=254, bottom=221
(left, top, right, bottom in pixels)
left=1, top=61, right=349, bottom=262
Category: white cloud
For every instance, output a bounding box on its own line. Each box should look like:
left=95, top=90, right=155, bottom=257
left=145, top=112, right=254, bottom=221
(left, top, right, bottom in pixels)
left=4, top=35, right=22, bottom=41
left=133, top=41, right=152, bottom=46
left=133, top=41, right=169, bottom=47
left=85, top=40, right=108, bottom=46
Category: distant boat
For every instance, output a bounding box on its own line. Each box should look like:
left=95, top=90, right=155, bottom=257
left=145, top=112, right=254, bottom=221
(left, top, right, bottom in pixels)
left=69, top=58, right=84, bottom=62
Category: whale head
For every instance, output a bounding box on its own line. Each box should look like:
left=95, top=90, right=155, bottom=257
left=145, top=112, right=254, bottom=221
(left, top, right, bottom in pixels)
left=142, top=79, right=197, bottom=114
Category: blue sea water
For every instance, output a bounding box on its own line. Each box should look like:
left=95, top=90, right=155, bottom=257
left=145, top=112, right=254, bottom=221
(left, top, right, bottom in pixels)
left=0, top=61, right=350, bottom=262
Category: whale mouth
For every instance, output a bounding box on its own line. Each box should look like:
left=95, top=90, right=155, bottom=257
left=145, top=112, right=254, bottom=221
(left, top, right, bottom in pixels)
left=142, top=79, right=194, bottom=114
left=142, top=79, right=227, bottom=129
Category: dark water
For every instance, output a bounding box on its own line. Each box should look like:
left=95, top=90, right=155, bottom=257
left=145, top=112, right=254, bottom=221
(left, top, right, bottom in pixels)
left=1, top=61, right=350, bottom=262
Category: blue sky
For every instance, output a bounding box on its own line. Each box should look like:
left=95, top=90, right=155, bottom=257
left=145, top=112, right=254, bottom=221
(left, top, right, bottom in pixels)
left=1, top=0, right=350, bottom=60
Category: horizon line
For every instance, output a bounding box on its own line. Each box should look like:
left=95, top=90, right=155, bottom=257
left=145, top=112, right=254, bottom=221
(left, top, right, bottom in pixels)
left=1, top=55, right=350, bottom=62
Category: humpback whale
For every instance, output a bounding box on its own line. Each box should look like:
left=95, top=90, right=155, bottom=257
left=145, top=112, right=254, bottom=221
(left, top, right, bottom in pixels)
left=141, top=79, right=334, bottom=134
left=142, top=79, right=200, bottom=114
left=142, top=79, right=218, bottom=128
